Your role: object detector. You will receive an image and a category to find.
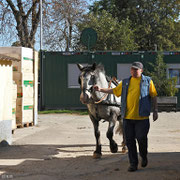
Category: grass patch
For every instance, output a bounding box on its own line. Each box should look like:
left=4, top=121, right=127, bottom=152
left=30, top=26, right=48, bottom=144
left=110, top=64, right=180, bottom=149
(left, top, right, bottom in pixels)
left=38, top=109, right=88, bottom=115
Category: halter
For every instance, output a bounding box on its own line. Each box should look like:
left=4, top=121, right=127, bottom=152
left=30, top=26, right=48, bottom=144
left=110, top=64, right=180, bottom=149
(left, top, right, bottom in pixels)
left=79, top=69, right=120, bottom=106
left=95, top=77, right=118, bottom=104
left=79, top=73, right=95, bottom=93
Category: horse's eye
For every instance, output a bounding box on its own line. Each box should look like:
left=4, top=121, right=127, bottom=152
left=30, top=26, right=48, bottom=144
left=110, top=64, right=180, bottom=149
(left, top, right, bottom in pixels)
left=90, top=75, right=95, bottom=83
left=91, top=75, right=95, bottom=81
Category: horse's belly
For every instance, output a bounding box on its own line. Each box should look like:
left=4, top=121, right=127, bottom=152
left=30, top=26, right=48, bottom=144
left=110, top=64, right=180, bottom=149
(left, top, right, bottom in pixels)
left=87, top=104, right=120, bottom=120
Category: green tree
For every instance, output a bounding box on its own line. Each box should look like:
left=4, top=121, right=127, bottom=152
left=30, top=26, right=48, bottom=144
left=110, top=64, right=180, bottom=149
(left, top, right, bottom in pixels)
left=171, top=21, right=180, bottom=50
left=90, top=0, right=180, bottom=51
left=76, top=10, right=137, bottom=51
left=146, top=52, right=178, bottom=96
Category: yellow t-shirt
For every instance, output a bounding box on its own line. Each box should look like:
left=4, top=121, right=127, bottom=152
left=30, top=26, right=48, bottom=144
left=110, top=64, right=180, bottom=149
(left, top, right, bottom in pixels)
left=113, top=77, right=157, bottom=120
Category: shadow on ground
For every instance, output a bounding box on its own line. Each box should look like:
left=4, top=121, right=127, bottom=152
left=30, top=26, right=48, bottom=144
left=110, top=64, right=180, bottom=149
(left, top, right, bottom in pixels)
left=0, top=144, right=180, bottom=180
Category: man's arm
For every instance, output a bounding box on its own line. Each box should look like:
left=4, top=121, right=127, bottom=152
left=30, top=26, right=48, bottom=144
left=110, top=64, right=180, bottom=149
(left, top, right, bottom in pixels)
left=152, top=96, right=158, bottom=121
left=93, top=85, right=114, bottom=94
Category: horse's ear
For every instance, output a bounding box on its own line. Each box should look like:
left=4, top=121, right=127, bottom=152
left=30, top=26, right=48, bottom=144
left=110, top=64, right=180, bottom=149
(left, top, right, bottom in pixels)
left=77, top=64, right=83, bottom=71
left=92, top=63, right=96, bottom=71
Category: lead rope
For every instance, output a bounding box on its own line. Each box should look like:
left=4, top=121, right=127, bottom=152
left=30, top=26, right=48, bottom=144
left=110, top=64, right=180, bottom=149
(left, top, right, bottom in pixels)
left=94, top=77, right=118, bottom=104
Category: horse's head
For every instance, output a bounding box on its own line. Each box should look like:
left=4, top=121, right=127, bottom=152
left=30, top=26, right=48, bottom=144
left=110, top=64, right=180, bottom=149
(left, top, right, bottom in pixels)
left=77, top=63, right=108, bottom=104
left=77, top=63, right=97, bottom=104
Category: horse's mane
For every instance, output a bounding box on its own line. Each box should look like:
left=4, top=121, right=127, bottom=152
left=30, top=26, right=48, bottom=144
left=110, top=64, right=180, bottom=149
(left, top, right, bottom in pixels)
left=81, top=63, right=105, bottom=75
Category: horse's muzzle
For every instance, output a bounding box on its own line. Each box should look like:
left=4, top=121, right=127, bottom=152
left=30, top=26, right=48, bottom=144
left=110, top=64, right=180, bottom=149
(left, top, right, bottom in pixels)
left=80, top=91, right=90, bottom=104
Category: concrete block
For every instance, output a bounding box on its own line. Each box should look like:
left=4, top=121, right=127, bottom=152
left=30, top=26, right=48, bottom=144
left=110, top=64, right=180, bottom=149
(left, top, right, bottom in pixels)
left=0, top=120, right=12, bottom=145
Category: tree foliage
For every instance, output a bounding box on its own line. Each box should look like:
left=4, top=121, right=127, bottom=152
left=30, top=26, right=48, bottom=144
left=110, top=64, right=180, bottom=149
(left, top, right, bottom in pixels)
left=76, top=10, right=137, bottom=51
left=146, top=53, right=178, bottom=96
left=0, top=0, right=179, bottom=51
left=90, top=0, right=180, bottom=51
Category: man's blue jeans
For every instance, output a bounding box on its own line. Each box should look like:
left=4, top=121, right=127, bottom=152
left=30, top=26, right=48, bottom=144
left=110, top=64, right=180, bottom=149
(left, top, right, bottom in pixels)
left=123, top=119, right=150, bottom=167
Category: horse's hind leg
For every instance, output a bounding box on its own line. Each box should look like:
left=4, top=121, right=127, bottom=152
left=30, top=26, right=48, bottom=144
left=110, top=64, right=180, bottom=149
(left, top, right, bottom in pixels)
left=107, top=117, right=118, bottom=153
left=118, top=119, right=127, bottom=153
left=121, top=135, right=127, bottom=153
left=90, top=115, right=102, bottom=159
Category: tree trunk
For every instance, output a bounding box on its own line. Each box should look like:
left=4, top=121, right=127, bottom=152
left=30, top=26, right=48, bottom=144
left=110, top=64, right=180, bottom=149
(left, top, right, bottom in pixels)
left=6, top=0, right=40, bottom=49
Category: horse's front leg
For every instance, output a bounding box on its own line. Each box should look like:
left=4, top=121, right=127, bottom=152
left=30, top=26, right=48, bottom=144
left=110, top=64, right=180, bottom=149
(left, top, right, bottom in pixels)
left=90, top=115, right=102, bottom=159
left=107, top=117, right=118, bottom=153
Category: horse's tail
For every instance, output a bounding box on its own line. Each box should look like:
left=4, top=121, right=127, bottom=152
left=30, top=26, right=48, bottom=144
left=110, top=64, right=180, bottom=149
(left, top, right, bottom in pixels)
left=115, top=115, right=123, bottom=134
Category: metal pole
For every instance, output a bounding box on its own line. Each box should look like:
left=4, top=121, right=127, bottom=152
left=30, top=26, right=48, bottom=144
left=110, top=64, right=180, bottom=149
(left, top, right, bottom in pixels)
left=40, top=0, right=43, bottom=50
left=88, top=35, right=90, bottom=52
left=39, top=0, right=44, bottom=110
left=154, top=44, right=157, bottom=52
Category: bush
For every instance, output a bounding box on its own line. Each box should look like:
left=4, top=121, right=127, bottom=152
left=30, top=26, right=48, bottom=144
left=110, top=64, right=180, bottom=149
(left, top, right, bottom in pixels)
left=146, top=52, right=178, bottom=96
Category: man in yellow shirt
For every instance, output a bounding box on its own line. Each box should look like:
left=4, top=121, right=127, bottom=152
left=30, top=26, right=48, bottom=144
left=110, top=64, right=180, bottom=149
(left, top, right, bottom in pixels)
left=94, top=62, right=158, bottom=172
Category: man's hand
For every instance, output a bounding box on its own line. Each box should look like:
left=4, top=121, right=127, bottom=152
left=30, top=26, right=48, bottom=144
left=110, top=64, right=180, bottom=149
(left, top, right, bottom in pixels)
left=93, top=85, right=114, bottom=94
left=152, top=96, right=158, bottom=121
left=153, top=111, right=158, bottom=121
left=93, top=85, right=101, bottom=92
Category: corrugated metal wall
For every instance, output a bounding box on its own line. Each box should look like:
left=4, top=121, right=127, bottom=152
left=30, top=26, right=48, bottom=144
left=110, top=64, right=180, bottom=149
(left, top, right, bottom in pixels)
left=40, top=51, right=180, bottom=110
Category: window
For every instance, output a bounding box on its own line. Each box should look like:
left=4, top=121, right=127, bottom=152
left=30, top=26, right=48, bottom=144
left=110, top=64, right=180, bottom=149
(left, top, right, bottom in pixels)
left=169, top=69, right=180, bottom=85
left=117, top=64, right=131, bottom=80
left=167, top=64, right=180, bottom=88
left=68, top=64, right=87, bottom=88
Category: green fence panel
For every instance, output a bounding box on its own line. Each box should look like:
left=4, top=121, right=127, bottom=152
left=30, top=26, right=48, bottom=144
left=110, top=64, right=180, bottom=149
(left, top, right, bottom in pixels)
left=41, top=51, right=180, bottom=110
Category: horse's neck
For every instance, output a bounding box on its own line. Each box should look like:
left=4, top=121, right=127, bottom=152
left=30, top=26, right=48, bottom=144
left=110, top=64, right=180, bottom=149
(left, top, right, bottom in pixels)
left=91, top=71, right=108, bottom=101
left=96, top=72, right=108, bottom=88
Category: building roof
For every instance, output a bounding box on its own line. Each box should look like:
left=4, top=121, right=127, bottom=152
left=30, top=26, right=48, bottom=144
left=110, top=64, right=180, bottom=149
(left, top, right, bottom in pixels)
left=0, top=54, right=20, bottom=62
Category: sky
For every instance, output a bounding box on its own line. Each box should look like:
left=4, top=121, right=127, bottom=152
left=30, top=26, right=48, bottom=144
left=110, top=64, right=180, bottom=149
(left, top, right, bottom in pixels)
left=88, top=0, right=96, bottom=5
left=0, top=0, right=97, bottom=50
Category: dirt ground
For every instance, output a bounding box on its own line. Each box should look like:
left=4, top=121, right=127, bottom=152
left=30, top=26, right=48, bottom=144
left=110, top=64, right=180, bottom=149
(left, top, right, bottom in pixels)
left=0, top=112, right=180, bottom=180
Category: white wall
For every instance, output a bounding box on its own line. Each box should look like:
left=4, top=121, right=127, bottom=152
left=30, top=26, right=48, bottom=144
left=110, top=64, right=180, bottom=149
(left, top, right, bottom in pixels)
left=0, top=61, right=13, bottom=120
left=0, top=60, right=13, bottom=145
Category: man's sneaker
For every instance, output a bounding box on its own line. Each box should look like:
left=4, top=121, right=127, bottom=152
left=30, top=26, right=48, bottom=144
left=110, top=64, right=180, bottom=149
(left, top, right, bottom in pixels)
left=128, top=166, right=138, bottom=172
left=141, top=157, right=148, bottom=167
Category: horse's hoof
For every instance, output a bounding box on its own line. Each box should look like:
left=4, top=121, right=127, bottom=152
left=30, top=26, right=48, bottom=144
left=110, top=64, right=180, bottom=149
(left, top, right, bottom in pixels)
left=111, top=148, right=118, bottom=153
left=110, top=143, right=118, bottom=153
left=93, top=152, right=102, bottom=159
left=122, top=147, right=127, bottom=154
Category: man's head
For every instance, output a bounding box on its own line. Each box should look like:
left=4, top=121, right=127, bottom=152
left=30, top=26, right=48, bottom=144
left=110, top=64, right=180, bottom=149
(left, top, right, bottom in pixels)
left=130, top=61, right=143, bottom=78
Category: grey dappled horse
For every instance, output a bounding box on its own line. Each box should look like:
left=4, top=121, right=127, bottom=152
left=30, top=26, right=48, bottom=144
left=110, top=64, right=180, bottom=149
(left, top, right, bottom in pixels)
left=77, top=63, right=126, bottom=159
